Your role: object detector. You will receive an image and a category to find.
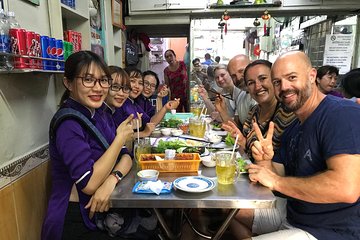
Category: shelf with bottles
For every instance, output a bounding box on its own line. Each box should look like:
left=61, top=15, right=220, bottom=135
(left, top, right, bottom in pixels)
left=0, top=52, right=65, bottom=74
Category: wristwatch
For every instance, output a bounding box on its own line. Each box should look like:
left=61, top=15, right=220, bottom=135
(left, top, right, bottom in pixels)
left=111, top=170, right=124, bottom=183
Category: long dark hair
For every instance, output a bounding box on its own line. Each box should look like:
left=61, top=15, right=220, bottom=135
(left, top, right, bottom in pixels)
left=60, top=51, right=111, bottom=106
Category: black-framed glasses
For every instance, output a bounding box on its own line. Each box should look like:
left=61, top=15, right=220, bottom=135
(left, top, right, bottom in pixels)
left=76, top=76, right=112, bottom=88
left=143, top=81, right=156, bottom=89
left=110, top=84, right=131, bottom=93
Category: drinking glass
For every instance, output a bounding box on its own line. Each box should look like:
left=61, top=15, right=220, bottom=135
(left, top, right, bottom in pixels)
left=215, top=151, right=238, bottom=185
left=189, top=117, right=206, bottom=138
left=133, top=138, right=152, bottom=169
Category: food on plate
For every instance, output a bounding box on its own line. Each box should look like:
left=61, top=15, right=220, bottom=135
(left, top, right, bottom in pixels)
left=211, top=121, right=222, bottom=130
left=160, top=118, right=183, bottom=128
left=205, top=132, right=222, bottom=144
left=237, top=157, right=249, bottom=173
left=140, top=153, right=196, bottom=161
left=225, top=133, right=235, bottom=146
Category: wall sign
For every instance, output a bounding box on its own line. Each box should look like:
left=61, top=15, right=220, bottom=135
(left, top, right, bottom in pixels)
left=323, top=34, right=354, bottom=74
left=112, top=0, right=124, bottom=29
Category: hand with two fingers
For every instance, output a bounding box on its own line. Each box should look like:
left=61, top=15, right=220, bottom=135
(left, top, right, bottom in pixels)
left=251, top=121, right=275, bottom=162
left=222, top=120, right=246, bottom=148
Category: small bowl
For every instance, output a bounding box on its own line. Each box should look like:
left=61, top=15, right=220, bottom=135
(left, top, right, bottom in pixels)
left=137, top=169, right=159, bottom=181
left=201, top=155, right=216, bottom=168
left=160, top=128, right=172, bottom=136
left=209, top=135, right=222, bottom=144
left=171, top=129, right=183, bottom=137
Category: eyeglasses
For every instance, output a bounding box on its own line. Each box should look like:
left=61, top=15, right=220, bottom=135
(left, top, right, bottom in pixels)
left=110, top=84, right=131, bottom=93
left=76, top=76, right=112, bottom=88
left=143, top=81, right=156, bottom=89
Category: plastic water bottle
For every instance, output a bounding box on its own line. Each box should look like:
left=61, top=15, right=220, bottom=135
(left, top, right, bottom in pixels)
left=0, top=10, right=12, bottom=70
left=6, top=11, right=20, bottom=29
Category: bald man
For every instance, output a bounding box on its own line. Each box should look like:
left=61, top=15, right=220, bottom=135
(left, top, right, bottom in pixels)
left=228, top=54, right=251, bottom=90
left=213, top=54, right=256, bottom=128
left=244, top=51, right=360, bottom=240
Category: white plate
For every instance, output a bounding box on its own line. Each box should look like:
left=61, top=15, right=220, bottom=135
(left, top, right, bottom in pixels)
left=209, top=142, right=238, bottom=151
left=173, top=176, right=216, bottom=193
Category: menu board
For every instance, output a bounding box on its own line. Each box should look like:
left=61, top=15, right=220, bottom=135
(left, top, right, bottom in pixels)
left=323, top=34, right=354, bottom=74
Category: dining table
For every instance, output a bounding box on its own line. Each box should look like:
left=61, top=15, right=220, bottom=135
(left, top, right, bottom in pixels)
left=110, top=163, right=276, bottom=240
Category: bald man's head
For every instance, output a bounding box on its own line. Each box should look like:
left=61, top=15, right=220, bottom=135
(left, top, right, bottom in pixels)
left=227, top=54, right=250, bottom=90
left=271, top=51, right=317, bottom=113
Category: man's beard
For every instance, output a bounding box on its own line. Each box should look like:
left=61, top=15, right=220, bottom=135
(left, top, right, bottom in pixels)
left=279, top=81, right=312, bottom=112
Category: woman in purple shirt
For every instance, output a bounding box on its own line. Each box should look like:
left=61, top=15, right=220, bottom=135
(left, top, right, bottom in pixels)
left=41, top=51, right=134, bottom=240
left=136, top=70, right=179, bottom=124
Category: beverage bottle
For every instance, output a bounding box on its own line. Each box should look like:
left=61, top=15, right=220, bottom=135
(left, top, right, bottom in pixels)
left=0, top=10, right=12, bottom=70
left=7, top=11, right=20, bottom=29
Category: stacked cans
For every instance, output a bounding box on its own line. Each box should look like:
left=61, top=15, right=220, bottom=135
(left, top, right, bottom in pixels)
left=9, top=28, right=27, bottom=69
left=64, top=30, right=82, bottom=53
left=63, top=41, right=73, bottom=61
left=40, top=36, right=65, bottom=71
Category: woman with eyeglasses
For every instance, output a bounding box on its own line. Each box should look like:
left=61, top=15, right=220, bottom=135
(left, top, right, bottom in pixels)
left=42, top=51, right=134, bottom=240
left=136, top=70, right=179, bottom=123
left=110, top=67, right=156, bottom=138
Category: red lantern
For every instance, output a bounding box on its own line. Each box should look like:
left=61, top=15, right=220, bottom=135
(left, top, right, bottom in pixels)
left=261, top=10, right=271, bottom=20
left=223, top=12, right=230, bottom=21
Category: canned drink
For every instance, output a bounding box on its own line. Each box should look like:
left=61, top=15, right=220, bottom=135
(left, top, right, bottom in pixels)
left=40, top=35, right=51, bottom=70
left=26, top=31, right=36, bottom=68
left=48, top=37, right=57, bottom=70
left=55, top=39, right=64, bottom=71
left=34, top=33, right=42, bottom=69
left=9, top=28, right=28, bottom=69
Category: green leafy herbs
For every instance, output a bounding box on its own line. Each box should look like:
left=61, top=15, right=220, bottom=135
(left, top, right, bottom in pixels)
left=154, top=139, right=187, bottom=153
left=237, top=158, right=248, bottom=173
left=225, top=133, right=235, bottom=146
left=160, top=119, right=183, bottom=128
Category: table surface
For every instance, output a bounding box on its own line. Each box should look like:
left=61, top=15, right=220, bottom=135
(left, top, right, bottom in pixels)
left=110, top=165, right=276, bottom=209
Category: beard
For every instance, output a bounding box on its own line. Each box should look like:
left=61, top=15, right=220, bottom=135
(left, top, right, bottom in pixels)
left=279, top=81, right=312, bottom=112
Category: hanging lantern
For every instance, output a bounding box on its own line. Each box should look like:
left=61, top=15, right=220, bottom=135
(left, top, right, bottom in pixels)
left=261, top=10, right=271, bottom=20
left=223, top=10, right=230, bottom=21
left=253, top=18, right=261, bottom=27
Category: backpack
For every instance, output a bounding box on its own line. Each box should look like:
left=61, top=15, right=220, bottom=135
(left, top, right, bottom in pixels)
left=49, top=108, right=109, bottom=149
left=95, top=208, right=158, bottom=239
left=125, top=40, right=139, bottom=66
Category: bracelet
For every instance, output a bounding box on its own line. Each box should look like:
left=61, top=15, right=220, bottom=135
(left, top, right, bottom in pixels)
left=110, top=173, right=119, bottom=184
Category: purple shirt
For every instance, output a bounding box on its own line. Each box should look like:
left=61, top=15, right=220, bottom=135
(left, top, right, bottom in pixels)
left=135, top=95, right=156, bottom=118
left=113, top=98, right=150, bottom=130
left=42, top=98, right=128, bottom=240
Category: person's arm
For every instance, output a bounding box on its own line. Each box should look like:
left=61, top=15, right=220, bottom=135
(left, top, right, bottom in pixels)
left=198, top=85, right=215, bottom=113
left=82, top=114, right=134, bottom=195
left=156, top=85, right=169, bottom=112
left=85, top=153, right=132, bottom=218
left=214, top=95, right=233, bottom=123
left=249, top=122, right=360, bottom=204
left=151, top=99, right=180, bottom=125
left=164, top=71, right=171, bottom=99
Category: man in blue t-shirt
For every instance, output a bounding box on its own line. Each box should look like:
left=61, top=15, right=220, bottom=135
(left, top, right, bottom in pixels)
left=247, top=51, right=360, bottom=240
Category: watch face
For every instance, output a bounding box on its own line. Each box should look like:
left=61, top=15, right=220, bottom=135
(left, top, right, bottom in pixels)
left=113, top=170, right=123, bottom=180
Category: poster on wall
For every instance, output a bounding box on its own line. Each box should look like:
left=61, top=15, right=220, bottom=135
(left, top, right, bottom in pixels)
left=90, top=0, right=106, bottom=60
left=323, top=34, right=354, bottom=74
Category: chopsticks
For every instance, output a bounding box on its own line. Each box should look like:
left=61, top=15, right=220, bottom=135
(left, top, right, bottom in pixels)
left=208, top=89, right=233, bottom=100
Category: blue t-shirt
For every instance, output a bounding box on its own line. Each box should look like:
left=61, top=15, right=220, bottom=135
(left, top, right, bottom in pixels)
left=274, top=95, right=360, bottom=240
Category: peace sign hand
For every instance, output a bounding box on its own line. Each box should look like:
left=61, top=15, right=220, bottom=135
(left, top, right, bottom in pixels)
left=251, top=121, right=275, bottom=162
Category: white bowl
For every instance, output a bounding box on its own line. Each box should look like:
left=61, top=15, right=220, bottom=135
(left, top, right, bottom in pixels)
left=201, top=155, right=216, bottom=167
left=160, top=128, right=172, bottom=136
left=137, top=169, right=159, bottom=181
left=209, top=135, right=222, bottom=144
left=171, top=129, right=183, bottom=137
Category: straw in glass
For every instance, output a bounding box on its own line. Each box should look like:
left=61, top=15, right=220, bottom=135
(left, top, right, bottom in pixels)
left=231, top=134, right=239, bottom=160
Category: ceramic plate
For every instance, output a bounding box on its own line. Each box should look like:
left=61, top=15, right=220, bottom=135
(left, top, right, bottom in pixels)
left=173, top=176, right=216, bottom=193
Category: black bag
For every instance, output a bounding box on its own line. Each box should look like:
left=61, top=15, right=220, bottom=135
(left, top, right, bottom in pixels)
left=95, top=208, right=158, bottom=239
left=125, top=40, right=139, bottom=66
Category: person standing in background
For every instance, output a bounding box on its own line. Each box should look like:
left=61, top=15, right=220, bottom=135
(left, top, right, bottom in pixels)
left=316, top=65, right=343, bottom=97
left=202, top=53, right=215, bottom=66
left=164, top=49, right=189, bottom=112
left=215, top=56, right=221, bottom=64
